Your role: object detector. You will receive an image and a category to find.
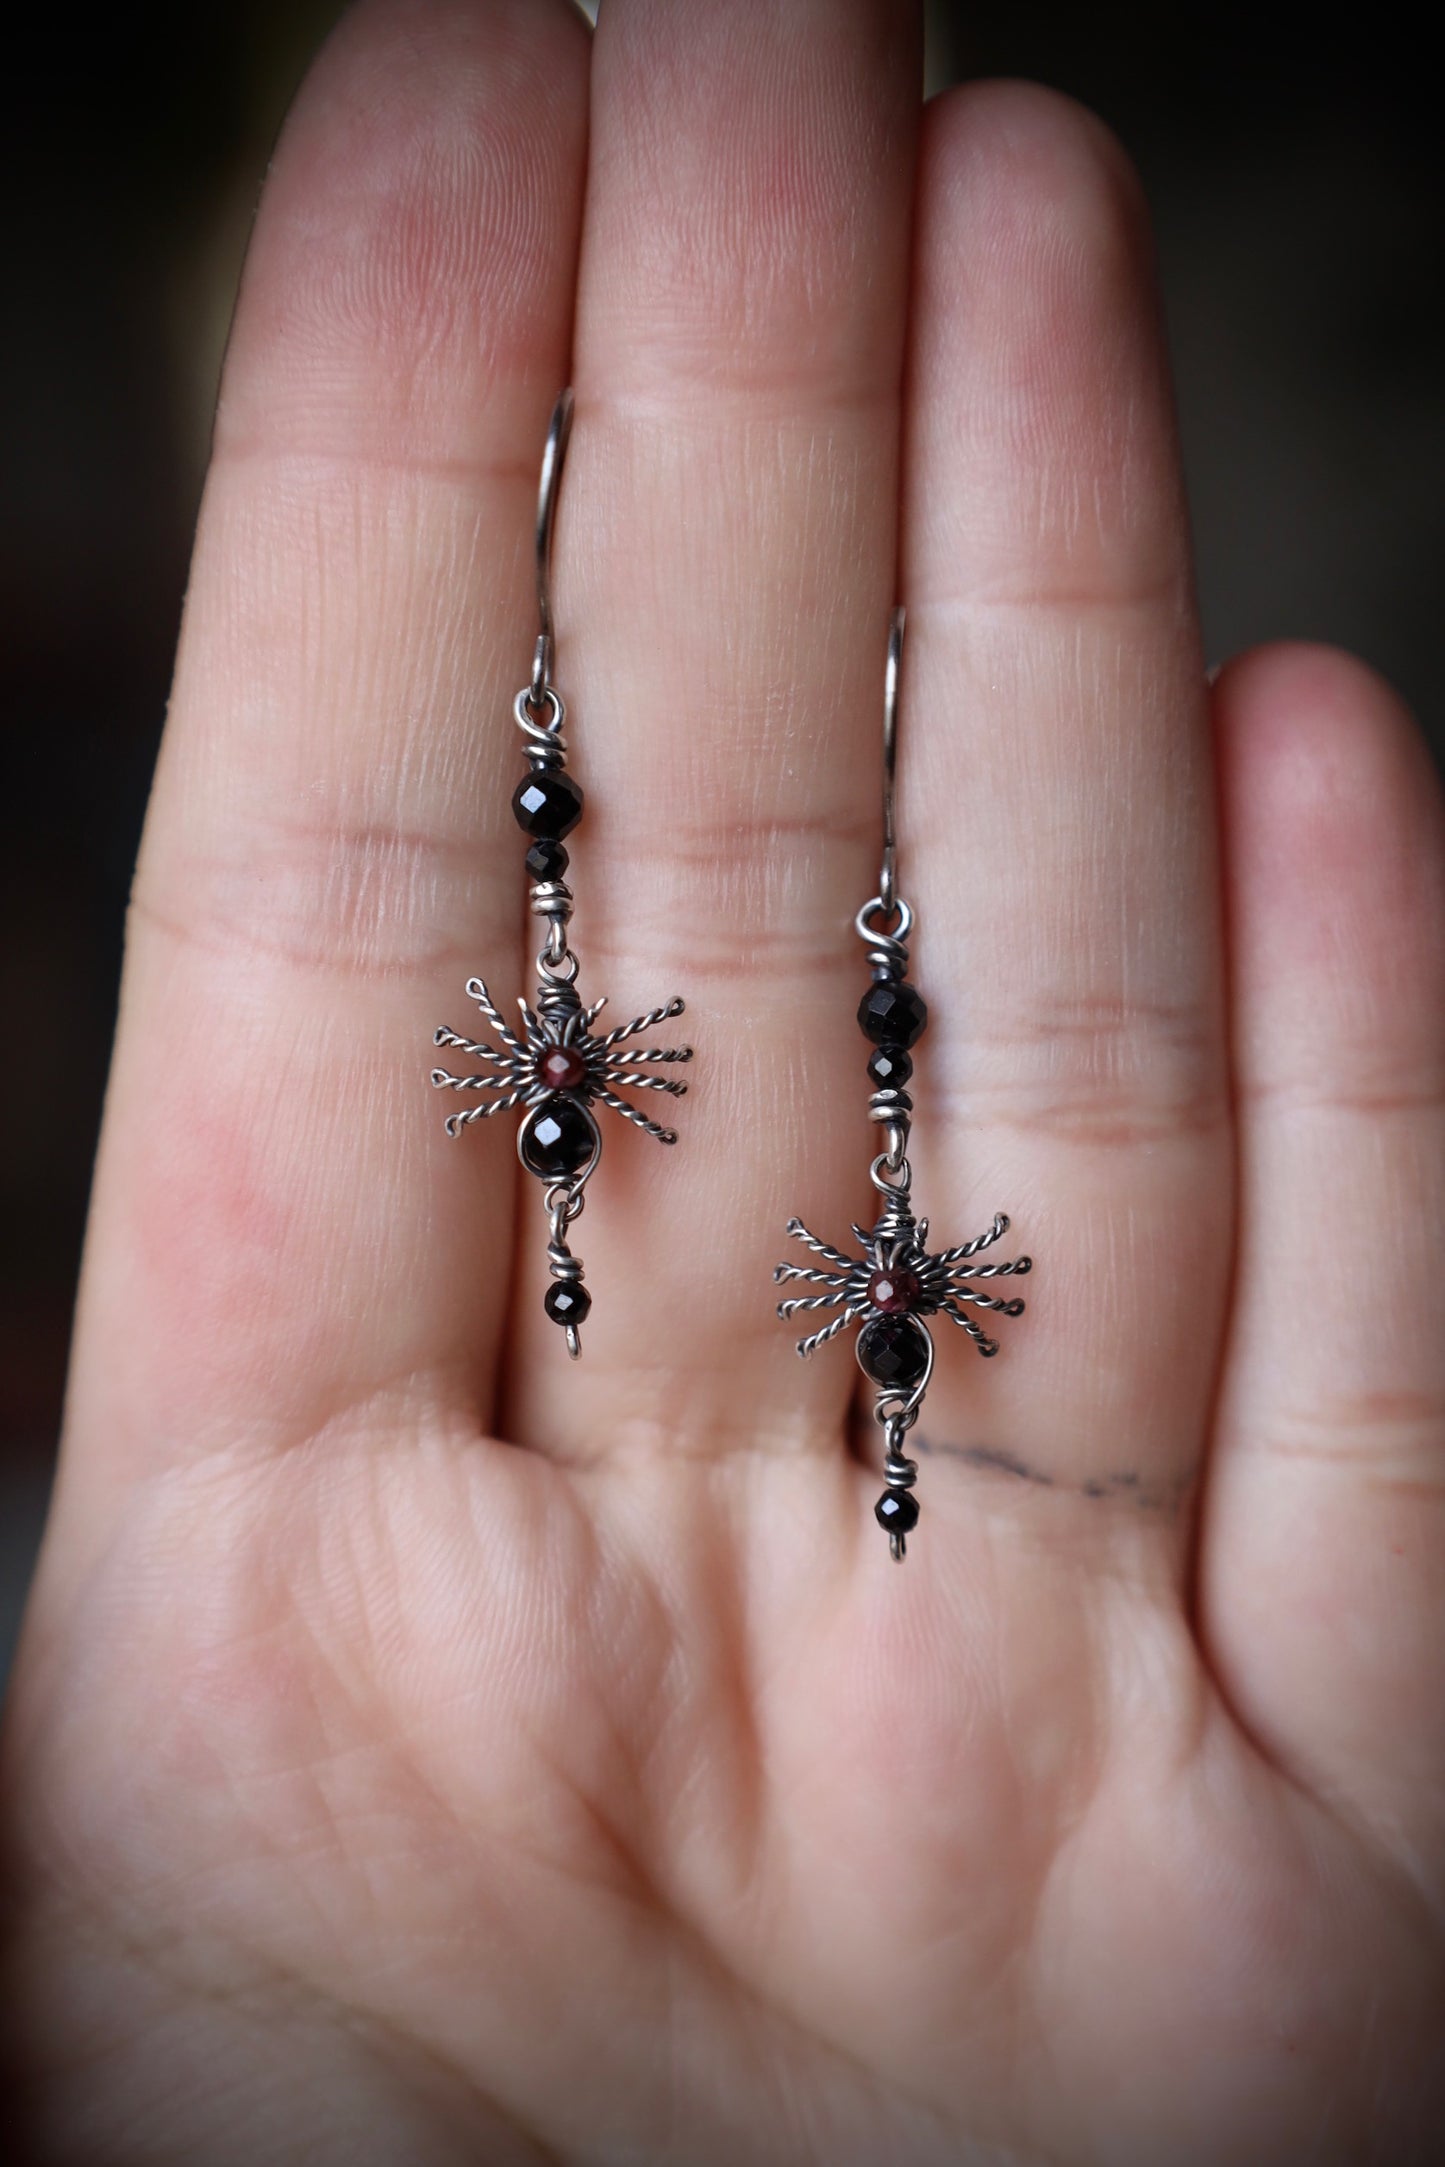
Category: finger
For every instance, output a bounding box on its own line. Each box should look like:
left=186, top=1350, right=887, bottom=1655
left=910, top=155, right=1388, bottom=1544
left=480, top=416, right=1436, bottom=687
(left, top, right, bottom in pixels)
left=505, top=0, right=924, bottom=1457
left=60, top=0, right=590, bottom=1531
left=897, top=84, right=1230, bottom=1553
left=1202, top=644, right=1445, bottom=1882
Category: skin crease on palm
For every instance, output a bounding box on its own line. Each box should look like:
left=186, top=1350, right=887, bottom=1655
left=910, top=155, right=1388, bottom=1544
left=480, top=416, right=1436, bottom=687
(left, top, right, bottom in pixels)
left=2, top=0, right=1444, bottom=2159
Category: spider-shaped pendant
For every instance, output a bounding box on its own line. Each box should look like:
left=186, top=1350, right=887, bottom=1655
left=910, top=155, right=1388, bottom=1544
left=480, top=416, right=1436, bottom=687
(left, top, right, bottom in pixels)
left=432, top=974, right=691, bottom=1354
left=775, top=1200, right=1031, bottom=1387
left=432, top=975, right=691, bottom=1161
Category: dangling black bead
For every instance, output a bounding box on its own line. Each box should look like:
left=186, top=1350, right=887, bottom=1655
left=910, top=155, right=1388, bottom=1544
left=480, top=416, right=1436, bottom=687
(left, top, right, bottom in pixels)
left=525, top=837, right=570, bottom=881
left=513, top=770, right=584, bottom=840
left=875, top=1488, right=919, bottom=1536
left=858, top=978, right=928, bottom=1049
left=867, top=1043, right=913, bottom=1089
left=544, top=1281, right=591, bottom=1328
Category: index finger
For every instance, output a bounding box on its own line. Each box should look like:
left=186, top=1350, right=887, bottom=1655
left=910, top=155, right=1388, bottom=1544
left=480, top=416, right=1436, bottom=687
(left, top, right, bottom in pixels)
left=59, top=0, right=591, bottom=1541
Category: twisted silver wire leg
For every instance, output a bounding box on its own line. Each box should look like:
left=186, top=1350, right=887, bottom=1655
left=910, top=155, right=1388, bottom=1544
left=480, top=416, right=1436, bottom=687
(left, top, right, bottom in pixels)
left=952, top=1254, right=1032, bottom=1281
left=600, top=998, right=687, bottom=1049
left=796, top=1309, right=855, bottom=1358
left=432, top=1029, right=514, bottom=1063
left=947, top=1283, right=1027, bottom=1316
left=464, top=977, right=528, bottom=1056
left=605, top=1047, right=693, bottom=1064
left=772, top=1263, right=847, bottom=1288
left=431, top=1069, right=518, bottom=1092
left=442, top=1086, right=529, bottom=1137
left=940, top=1301, right=1000, bottom=1356
left=591, top=1085, right=679, bottom=1145
left=599, top=1068, right=689, bottom=1096
left=934, top=1215, right=1009, bottom=1265
left=783, top=1219, right=857, bottom=1271
left=776, top=1290, right=850, bottom=1320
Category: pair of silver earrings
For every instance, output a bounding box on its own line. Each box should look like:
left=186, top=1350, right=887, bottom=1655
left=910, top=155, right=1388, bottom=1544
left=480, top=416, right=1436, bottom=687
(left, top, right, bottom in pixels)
left=431, top=393, right=1031, bottom=1560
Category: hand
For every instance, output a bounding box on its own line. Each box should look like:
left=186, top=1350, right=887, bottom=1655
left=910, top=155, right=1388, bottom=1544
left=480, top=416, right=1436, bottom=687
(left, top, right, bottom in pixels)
left=5, top=3, right=1442, bottom=2160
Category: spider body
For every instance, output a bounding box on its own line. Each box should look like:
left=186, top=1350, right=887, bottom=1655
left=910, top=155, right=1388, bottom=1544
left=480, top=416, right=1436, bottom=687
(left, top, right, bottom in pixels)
left=774, top=1203, right=1030, bottom=1364
left=432, top=976, right=691, bottom=1154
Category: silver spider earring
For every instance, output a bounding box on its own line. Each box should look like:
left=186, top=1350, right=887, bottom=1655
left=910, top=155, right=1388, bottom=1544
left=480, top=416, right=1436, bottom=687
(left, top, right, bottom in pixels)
left=774, top=610, right=1031, bottom=1558
left=432, top=391, right=692, bottom=1356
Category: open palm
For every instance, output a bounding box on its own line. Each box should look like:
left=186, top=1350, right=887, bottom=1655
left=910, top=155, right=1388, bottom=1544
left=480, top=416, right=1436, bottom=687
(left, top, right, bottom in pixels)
left=6, top=3, right=1443, bottom=2160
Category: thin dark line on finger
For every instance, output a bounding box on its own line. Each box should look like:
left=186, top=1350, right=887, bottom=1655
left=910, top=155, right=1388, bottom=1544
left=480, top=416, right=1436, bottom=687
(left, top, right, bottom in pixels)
left=912, top=1432, right=1197, bottom=1517
left=937, top=1440, right=1053, bottom=1486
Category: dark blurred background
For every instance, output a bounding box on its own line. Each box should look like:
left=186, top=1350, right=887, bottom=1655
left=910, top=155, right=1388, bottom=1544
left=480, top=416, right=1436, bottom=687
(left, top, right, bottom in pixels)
left=3, top=0, right=1441, bottom=1665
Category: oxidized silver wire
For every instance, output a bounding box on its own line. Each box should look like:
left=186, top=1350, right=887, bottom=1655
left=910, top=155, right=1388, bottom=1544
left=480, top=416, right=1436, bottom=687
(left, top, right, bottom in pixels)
left=879, top=606, right=902, bottom=916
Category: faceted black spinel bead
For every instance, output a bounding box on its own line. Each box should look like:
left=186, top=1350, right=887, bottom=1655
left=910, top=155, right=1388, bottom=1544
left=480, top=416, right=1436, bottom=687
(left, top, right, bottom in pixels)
left=519, top=1095, right=596, bottom=1179
left=867, top=1043, right=913, bottom=1089
left=857, top=978, right=928, bottom=1049
left=857, top=1315, right=930, bottom=1389
left=525, top=837, right=570, bottom=881
left=512, top=770, right=584, bottom=841
left=875, top=1488, right=919, bottom=1536
left=544, top=1281, right=591, bottom=1327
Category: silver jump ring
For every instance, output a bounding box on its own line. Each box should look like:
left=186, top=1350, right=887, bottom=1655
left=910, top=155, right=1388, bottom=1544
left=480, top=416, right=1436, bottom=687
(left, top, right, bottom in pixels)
left=869, top=1151, right=912, bottom=1195
left=538, top=944, right=580, bottom=984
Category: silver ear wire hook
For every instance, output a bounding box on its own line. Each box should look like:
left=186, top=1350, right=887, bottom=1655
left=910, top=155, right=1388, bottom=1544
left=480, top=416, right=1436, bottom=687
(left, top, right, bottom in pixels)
left=531, top=386, right=574, bottom=708
left=880, top=605, right=904, bottom=916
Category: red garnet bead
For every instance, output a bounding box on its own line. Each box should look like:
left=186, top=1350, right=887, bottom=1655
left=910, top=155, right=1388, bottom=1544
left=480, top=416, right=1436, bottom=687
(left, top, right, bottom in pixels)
left=538, top=1044, right=588, bottom=1092
left=868, top=1266, right=921, bottom=1315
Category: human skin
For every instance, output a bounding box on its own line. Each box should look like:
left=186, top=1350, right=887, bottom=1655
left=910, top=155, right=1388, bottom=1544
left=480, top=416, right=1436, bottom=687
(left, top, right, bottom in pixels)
left=2, top=1, right=1443, bottom=2160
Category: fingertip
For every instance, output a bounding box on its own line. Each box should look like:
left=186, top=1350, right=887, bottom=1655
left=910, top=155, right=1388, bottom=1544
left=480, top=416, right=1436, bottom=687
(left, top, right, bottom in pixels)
left=921, top=77, right=1150, bottom=257
left=1215, top=640, right=1444, bottom=927
left=1214, top=639, right=1428, bottom=777
left=908, top=76, right=1181, bottom=609
left=1215, top=640, right=1445, bottom=1089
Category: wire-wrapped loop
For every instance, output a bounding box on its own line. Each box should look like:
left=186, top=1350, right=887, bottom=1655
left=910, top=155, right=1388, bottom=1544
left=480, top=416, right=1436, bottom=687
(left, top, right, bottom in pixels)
left=514, top=684, right=568, bottom=767
left=869, top=1149, right=912, bottom=1198
left=538, top=941, right=580, bottom=983
left=855, top=893, right=913, bottom=976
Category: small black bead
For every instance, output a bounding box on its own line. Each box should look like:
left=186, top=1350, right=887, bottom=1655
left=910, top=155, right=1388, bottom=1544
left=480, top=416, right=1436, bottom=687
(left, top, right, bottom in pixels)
left=512, top=769, right=584, bottom=841
left=544, top=1281, right=591, bottom=1327
left=857, top=978, right=928, bottom=1049
left=525, top=837, right=570, bottom=881
left=857, top=1315, right=930, bottom=1389
left=867, top=1044, right=913, bottom=1089
left=875, top=1488, right=919, bottom=1535
left=519, top=1095, right=597, bottom=1179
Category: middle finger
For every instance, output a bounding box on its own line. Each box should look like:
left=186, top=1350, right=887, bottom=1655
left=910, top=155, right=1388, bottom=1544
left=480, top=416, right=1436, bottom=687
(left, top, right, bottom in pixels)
left=899, top=87, right=1231, bottom=1541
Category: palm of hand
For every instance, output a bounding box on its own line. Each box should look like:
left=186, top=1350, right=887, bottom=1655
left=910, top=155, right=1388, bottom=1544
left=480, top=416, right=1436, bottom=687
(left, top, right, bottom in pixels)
left=5, top=4, right=1443, bottom=2163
